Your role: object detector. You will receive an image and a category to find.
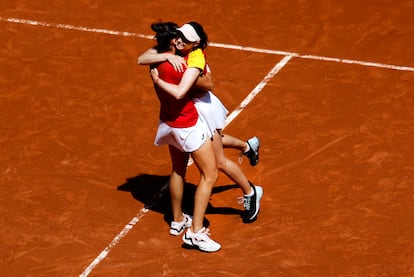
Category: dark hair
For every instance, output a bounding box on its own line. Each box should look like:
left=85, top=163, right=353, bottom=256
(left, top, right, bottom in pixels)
left=187, top=21, right=208, bottom=50
left=151, top=21, right=178, bottom=53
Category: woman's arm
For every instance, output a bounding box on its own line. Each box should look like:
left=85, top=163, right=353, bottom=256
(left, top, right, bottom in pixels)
left=195, top=71, right=214, bottom=91
left=195, top=64, right=214, bottom=91
left=151, top=67, right=201, bottom=99
left=137, top=48, right=185, bottom=72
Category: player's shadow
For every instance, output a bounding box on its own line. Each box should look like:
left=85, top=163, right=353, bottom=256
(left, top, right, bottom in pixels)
left=117, top=173, right=242, bottom=225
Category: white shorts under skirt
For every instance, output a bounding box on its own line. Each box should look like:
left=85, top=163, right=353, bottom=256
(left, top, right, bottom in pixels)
left=154, top=117, right=208, bottom=153
left=193, top=91, right=229, bottom=138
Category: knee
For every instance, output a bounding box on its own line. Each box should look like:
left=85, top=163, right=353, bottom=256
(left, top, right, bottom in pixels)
left=216, top=158, right=228, bottom=172
left=205, top=170, right=218, bottom=185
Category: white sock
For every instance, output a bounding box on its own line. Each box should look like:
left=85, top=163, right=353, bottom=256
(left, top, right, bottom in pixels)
left=244, top=143, right=250, bottom=153
left=245, top=187, right=254, bottom=197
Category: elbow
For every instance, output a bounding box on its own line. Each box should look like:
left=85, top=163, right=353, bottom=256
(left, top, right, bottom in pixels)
left=137, top=56, right=147, bottom=65
left=175, top=90, right=187, bottom=100
left=175, top=94, right=185, bottom=100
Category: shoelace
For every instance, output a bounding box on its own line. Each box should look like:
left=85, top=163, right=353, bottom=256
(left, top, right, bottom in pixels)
left=201, top=228, right=211, bottom=236
left=238, top=152, right=243, bottom=164
left=195, top=228, right=212, bottom=241
left=237, top=196, right=251, bottom=210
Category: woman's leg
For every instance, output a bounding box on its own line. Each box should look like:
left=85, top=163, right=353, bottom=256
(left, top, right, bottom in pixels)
left=211, top=131, right=252, bottom=195
left=222, top=134, right=260, bottom=166
left=212, top=130, right=263, bottom=224
left=221, top=134, right=247, bottom=151
left=168, top=145, right=189, bottom=223
left=190, top=138, right=218, bottom=233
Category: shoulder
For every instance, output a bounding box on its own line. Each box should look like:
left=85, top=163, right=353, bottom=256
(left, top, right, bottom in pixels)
left=187, top=49, right=205, bottom=70
left=188, top=49, right=204, bottom=59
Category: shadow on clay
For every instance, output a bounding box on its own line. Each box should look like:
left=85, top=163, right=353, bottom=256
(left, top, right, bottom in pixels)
left=117, top=173, right=242, bottom=226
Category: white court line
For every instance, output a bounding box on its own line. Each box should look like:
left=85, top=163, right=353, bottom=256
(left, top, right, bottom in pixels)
left=209, top=42, right=414, bottom=72
left=79, top=208, right=149, bottom=277
left=224, top=55, right=292, bottom=128
left=79, top=182, right=170, bottom=277
left=1, top=16, right=414, bottom=72
left=0, top=16, right=153, bottom=40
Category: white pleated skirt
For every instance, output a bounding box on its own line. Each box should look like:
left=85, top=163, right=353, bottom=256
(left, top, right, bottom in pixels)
left=154, top=117, right=208, bottom=153
left=193, top=91, right=229, bottom=138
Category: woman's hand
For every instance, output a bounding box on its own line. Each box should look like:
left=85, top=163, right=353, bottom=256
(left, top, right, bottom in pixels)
left=150, top=68, right=160, bottom=84
left=166, top=54, right=186, bottom=72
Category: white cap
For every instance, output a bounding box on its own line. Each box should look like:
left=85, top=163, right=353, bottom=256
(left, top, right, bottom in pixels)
left=177, top=24, right=200, bottom=42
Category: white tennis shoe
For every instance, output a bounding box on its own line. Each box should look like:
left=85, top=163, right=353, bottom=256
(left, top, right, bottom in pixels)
left=169, top=213, right=192, bottom=236
left=182, top=227, right=221, bottom=252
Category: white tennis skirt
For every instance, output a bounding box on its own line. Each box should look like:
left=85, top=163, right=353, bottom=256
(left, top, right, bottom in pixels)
left=193, top=91, right=229, bottom=138
left=154, top=117, right=209, bottom=153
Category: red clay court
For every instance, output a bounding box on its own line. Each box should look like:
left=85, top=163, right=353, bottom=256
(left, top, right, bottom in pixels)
left=1, top=1, right=414, bottom=276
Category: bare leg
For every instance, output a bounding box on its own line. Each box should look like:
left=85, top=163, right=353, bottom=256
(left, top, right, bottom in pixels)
left=221, top=134, right=248, bottom=152
left=168, top=145, right=189, bottom=222
left=211, top=131, right=252, bottom=195
left=190, top=139, right=218, bottom=232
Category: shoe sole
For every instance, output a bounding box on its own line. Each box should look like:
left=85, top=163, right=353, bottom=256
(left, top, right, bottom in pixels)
left=247, top=137, right=260, bottom=166
left=170, top=229, right=184, bottom=236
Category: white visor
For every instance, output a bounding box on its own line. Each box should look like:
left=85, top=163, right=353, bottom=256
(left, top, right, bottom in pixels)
left=177, top=24, right=200, bottom=42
